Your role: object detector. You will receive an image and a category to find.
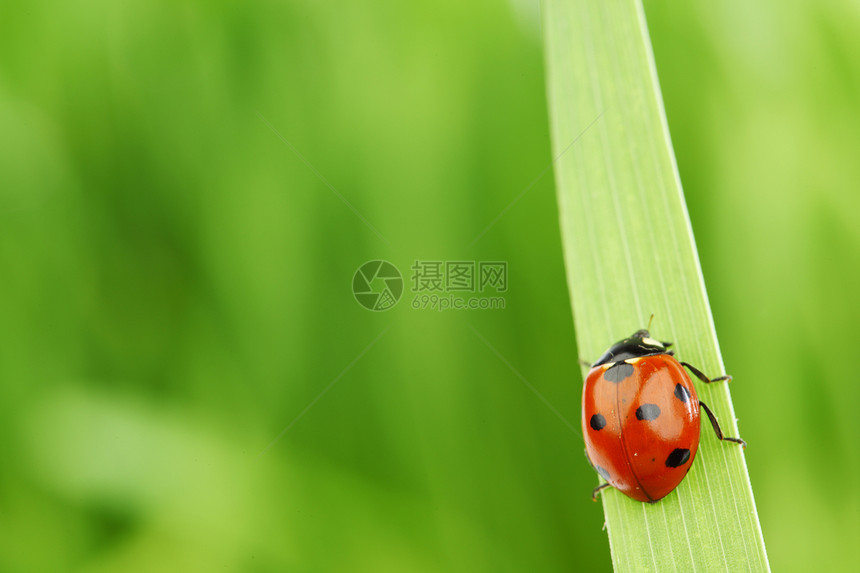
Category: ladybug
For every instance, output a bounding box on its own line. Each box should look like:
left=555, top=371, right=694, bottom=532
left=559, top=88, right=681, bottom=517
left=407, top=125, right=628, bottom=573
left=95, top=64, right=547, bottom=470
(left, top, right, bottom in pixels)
left=582, top=328, right=745, bottom=503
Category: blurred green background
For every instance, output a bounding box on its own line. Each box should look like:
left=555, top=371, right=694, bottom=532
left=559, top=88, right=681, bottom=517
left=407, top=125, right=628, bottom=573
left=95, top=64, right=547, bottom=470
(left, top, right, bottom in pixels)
left=1, top=0, right=858, bottom=571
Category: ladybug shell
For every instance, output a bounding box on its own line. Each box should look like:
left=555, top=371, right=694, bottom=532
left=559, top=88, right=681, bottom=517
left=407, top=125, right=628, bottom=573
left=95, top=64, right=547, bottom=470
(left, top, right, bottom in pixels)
left=582, top=354, right=700, bottom=502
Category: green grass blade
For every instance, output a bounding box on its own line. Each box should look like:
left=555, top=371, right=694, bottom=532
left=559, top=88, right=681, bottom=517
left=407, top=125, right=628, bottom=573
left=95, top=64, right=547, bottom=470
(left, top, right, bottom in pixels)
left=542, top=1, right=770, bottom=571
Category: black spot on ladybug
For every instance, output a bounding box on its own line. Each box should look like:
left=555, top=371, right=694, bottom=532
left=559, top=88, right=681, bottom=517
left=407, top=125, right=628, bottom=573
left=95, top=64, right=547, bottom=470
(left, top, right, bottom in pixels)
left=596, top=466, right=611, bottom=480
left=635, top=403, right=661, bottom=421
left=590, top=413, right=607, bottom=431
left=665, top=448, right=691, bottom=468
left=651, top=458, right=655, bottom=462
left=604, top=362, right=634, bottom=383
left=674, top=383, right=690, bottom=403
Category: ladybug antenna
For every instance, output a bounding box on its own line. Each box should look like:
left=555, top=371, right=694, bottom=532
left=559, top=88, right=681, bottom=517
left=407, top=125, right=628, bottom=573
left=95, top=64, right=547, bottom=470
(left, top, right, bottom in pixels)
left=647, top=313, right=655, bottom=331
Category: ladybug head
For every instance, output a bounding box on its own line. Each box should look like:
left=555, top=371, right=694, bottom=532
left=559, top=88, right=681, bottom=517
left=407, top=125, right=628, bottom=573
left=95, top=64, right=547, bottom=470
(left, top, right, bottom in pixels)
left=592, top=329, right=674, bottom=367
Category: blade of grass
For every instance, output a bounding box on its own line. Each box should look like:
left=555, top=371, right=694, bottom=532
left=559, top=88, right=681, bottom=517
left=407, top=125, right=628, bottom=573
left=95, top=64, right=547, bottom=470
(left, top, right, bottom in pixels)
left=542, top=1, right=770, bottom=571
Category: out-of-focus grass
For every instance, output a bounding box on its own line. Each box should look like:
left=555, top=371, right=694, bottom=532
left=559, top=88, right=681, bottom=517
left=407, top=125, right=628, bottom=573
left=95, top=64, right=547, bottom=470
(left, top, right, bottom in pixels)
left=646, top=3, right=860, bottom=571
left=0, top=1, right=858, bottom=572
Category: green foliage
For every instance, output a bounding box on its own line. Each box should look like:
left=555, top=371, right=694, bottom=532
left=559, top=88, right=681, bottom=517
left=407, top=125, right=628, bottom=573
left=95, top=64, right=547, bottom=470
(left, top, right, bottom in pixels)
left=1, top=0, right=859, bottom=571
left=542, top=0, right=769, bottom=570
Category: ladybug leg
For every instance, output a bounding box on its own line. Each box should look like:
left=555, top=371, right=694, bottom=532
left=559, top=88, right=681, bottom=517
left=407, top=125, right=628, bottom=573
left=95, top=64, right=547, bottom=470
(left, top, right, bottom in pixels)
left=579, top=358, right=593, bottom=368
left=699, top=401, right=747, bottom=449
left=681, top=361, right=732, bottom=384
left=592, top=483, right=612, bottom=502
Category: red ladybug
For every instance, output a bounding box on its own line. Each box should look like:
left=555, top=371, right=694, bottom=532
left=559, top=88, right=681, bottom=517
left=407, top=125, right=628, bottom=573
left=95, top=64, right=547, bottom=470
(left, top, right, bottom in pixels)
left=582, top=328, right=745, bottom=503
